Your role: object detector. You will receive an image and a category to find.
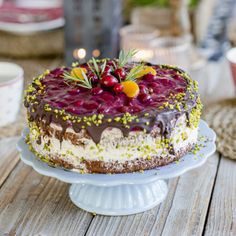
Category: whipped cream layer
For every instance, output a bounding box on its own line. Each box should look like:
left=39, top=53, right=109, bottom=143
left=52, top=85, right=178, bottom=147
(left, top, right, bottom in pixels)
left=28, top=113, right=197, bottom=173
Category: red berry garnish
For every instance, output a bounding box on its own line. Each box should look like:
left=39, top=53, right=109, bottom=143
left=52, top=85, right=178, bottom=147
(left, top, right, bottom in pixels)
left=68, top=89, right=80, bottom=95
left=92, top=87, right=103, bottom=95
left=113, top=83, right=123, bottom=93
left=74, top=100, right=83, bottom=106
left=114, top=68, right=126, bottom=80
left=117, top=106, right=129, bottom=113
left=83, top=101, right=99, bottom=110
left=103, top=65, right=112, bottom=74
left=138, top=93, right=152, bottom=104
left=106, top=60, right=116, bottom=67
left=88, top=72, right=99, bottom=84
left=101, top=75, right=118, bottom=87
left=175, top=87, right=185, bottom=93
left=139, top=84, right=149, bottom=94
left=143, top=73, right=155, bottom=81
left=149, top=82, right=160, bottom=88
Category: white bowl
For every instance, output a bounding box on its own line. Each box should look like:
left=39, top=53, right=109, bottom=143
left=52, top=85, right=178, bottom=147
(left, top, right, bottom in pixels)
left=0, top=62, right=24, bottom=127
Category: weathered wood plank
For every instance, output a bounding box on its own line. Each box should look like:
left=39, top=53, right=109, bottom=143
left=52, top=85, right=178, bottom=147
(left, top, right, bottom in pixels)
left=0, top=137, right=19, bottom=187
left=86, top=153, right=219, bottom=236
left=204, top=156, right=236, bottom=236
left=86, top=179, right=179, bottom=236
left=159, top=153, right=219, bottom=236
left=0, top=163, right=93, bottom=236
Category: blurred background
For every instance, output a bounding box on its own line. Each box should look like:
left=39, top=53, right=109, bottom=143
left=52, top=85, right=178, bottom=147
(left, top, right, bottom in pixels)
left=0, top=0, right=236, bottom=138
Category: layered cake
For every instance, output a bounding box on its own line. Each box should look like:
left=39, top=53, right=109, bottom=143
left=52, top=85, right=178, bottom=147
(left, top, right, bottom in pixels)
left=24, top=51, right=202, bottom=173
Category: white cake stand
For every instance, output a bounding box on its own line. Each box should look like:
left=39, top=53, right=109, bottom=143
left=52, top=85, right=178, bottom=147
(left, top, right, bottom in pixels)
left=17, top=120, right=216, bottom=216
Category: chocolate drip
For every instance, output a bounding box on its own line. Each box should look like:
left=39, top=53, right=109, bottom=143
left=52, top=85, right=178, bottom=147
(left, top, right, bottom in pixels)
left=26, top=98, right=196, bottom=144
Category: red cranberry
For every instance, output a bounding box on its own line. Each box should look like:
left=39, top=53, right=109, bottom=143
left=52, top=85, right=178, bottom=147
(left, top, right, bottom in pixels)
left=66, top=107, right=76, bottom=113
left=138, top=94, right=152, bottom=104
left=103, top=65, right=112, bottom=74
left=67, top=89, right=80, bottom=95
left=74, top=100, right=83, bottom=107
left=88, top=72, right=99, bottom=84
left=98, top=106, right=111, bottom=113
left=130, top=106, right=142, bottom=113
left=143, top=73, right=155, bottom=81
left=83, top=101, right=99, bottom=110
left=100, top=92, right=115, bottom=101
left=114, top=68, right=126, bottom=80
left=149, top=82, right=160, bottom=88
left=117, top=106, right=129, bottom=113
left=101, top=75, right=118, bottom=87
left=113, top=83, right=123, bottom=93
left=139, top=84, right=149, bottom=94
left=175, top=87, right=185, bottom=93
left=160, top=78, right=176, bottom=87
left=107, top=60, right=116, bottom=67
left=173, top=74, right=186, bottom=85
left=152, top=87, right=162, bottom=94
left=92, top=87, right=103, bottom=95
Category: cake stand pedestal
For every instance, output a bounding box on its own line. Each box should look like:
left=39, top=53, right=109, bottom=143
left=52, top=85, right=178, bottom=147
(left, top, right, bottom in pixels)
left=17, top=120, right=216, bottom=216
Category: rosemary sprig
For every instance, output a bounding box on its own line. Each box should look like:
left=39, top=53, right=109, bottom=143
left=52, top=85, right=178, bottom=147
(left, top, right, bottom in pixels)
left=125, top=64, right=144, bottom=82
left=63, top=70, right=92, bottom=89
left=88, top=58, right=107, bottom=79
left=118, top=49, right=138, bottom=68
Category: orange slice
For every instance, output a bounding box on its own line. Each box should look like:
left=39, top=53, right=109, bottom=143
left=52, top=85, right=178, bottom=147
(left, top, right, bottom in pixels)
left=71, top=67, right=87, bottom=79
left=135, top=66, right=157, bottom=78
left=121, top=81, right=140, bottom=98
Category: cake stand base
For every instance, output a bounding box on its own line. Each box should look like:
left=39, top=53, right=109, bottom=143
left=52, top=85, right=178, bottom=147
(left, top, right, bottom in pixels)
left=69, top=180, right=168, bottom=216
left=17, top=120, right=216, bottom=216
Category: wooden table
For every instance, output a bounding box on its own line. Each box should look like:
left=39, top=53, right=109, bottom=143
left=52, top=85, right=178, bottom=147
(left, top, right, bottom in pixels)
left=0, top=137, right=235, bottom=235
left=0, top=58, right=235, bottom=235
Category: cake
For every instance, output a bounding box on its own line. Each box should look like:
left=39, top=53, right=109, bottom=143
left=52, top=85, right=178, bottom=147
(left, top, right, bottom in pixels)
left=24, top=50, right=202, bottom=174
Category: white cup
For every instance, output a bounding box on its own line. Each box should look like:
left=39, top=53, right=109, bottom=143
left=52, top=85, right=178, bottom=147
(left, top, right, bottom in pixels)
left=0, top=62, right=24, bottom=127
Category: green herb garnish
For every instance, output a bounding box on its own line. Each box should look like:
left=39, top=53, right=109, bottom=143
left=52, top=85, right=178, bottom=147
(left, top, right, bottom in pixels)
left=118, top=49, right=138, bottom=68
left=88, top=58, right=107, bottom=79
left=125, top=64, right=144, bottom=81
left=63, top=69, right=92, bottom=89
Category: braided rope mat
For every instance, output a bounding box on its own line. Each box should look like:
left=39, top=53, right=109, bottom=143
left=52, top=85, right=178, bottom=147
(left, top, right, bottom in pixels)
left=203, top=98, right=236, bottom=160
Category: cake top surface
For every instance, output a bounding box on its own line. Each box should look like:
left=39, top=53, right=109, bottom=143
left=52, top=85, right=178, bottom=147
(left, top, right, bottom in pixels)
left=24, top=51, right=201, bottom=143
left=25, top=52, right=198, bottom=116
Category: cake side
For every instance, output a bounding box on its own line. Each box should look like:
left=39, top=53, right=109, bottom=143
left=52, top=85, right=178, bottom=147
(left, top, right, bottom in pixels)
left=26, top=112, right=198, bottom=173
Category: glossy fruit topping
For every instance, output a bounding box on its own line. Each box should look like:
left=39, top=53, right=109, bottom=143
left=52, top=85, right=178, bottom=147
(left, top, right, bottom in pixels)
left=31, top=62, right=191, bottom=116
left=121, top=81, right=140, bottom=98
left=113, top=83, right=124, bottom=93
left=114, top=68, right=126, bottom=80
left=101, top=75, right=118, bottom=87
left=135, top=66, right=157, bottom=78
left=91, top=87, right=103, bottom=95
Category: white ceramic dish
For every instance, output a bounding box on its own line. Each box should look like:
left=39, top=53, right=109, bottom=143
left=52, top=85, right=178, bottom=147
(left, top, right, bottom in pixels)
left=0, top=62, right=24, bottom=127
left=0, top=18, right=64, bottom=35
left=17, top=120, right=216, bottom=216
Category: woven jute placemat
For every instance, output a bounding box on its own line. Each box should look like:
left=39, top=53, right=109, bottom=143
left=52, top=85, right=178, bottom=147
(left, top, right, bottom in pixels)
left=203, top=98, right=236, bottom=160
left=0, top=29, right=63, bottom=58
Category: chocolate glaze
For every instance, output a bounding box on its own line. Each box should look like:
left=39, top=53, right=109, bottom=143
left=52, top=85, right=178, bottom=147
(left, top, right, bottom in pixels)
left=24, top=63, right=199, bottom=144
